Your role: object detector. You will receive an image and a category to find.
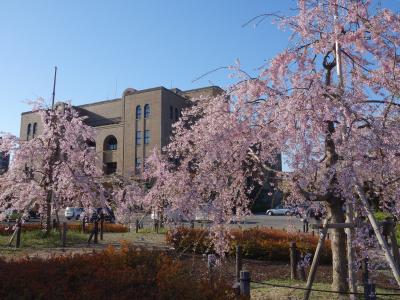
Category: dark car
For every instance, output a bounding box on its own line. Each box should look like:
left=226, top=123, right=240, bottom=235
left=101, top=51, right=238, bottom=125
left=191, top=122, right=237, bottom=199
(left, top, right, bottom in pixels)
left=89, top=207, right=115, bottom=223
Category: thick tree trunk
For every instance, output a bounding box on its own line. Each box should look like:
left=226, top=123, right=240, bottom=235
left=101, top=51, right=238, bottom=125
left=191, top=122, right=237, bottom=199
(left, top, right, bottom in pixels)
left=45, top=190, right=52, bottom=236
left=327, top=200, right=348, bottom=298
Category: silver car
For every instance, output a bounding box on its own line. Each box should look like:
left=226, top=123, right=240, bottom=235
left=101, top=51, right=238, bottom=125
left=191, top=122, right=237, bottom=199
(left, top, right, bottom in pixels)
left=266, top=205, right=294, bottom=216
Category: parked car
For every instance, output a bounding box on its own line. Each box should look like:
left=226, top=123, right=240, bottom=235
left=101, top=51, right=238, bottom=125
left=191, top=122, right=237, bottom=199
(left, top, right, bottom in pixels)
left=64, top=207, right=84, bottom=220
left=266, top=205, right=295, bottom=216
left=89, top=207, right=115, bottom=223
left=4, top=209, right=32, bottom=222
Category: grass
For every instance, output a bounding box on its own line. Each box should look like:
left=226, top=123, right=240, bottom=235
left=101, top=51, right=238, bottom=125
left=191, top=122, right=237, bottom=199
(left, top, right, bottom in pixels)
left=0, top=225, right=168, bottom=259
left=251, top=278, right=400, bottom=300
left=0, top=229, right=87, bottom=249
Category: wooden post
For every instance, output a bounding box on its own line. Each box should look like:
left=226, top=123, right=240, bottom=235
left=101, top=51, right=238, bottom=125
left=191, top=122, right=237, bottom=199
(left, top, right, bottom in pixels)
left=240, top=270, right=251, bottom=298
left=356, top=184, right=400, bottom=287
left=82, top=217, right=86, bottom=233
left=94, top=220, right=98, bottom=244
left=345, top=202, right=357, bottom=300
left=62, top=222, right=67, bottom=248
left=290, top=242, right=298, bottom=280
left=388, top=220, right=400, bottom=268
left=207, top=254, right=216, bottom=286
left=100, top=213, right=104, bottom=241
left=298, top=253, right=306, bottom=281
left=303, top=218, right=329, bottom=300
left=15, top=220, right=22, bottom=248
left=236, top=245, right=243, bottom=283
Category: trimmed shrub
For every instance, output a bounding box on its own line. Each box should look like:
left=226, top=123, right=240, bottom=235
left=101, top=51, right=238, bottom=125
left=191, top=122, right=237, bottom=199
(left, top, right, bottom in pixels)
left=166, top=227, right=332, bottom=264
left=0, top=244, right=236, bottom=300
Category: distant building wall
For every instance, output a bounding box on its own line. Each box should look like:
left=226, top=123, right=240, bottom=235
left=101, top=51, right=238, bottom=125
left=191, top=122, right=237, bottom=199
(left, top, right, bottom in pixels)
left=20, top=85, right=223, bottom=178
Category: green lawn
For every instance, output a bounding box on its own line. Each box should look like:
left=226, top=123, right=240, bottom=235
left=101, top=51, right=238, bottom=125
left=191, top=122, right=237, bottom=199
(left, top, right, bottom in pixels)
left=0, top=229, right=87, bottom=249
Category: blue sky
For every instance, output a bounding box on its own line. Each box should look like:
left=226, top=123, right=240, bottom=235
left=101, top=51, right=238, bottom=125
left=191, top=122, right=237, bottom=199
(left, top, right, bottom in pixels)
left=0, top=0, right=398, bottom=135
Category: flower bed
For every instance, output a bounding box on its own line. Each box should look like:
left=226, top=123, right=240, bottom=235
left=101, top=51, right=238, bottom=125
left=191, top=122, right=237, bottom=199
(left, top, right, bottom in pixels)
left=166, top=227, right=332, bottom=264
left=0, top=245, right=235, bottom=300
left=0, top=222, right=129, bottom=235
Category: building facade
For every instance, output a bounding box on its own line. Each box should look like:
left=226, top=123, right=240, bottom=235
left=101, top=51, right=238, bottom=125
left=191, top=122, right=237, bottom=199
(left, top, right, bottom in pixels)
left=20, top=85, right=223, bottom=178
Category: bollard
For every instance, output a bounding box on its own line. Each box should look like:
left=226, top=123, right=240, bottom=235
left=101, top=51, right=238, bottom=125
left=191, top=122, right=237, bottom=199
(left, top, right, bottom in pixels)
left=190, top=220, right=194, bottom=229
left=240, top=270, right=251, bottom=297
left=362, top=258, right=370, bottom=299
left=62, top=222, right=67, bottom=248
left=364, top=280, right=377, bottom=300
left=290, top=242, right=298, bottom=280
left=135, top=219, right=139, bottom=233
left=368, top=281, right=377, bottom=300
left=236, top=245, right=243, bottom=283
left=312, top=230, right=315, bottom=236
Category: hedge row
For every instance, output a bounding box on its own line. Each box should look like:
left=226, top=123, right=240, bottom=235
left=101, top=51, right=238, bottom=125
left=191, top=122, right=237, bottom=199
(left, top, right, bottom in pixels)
left=0, top=222, right=129, bottom=235
left=0, top=245, right=236, bottom=300
left=166, top=227, right=332, bottom=264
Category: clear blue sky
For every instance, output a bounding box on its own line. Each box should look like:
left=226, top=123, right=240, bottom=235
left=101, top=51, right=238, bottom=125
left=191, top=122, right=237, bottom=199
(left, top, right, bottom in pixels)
left=0, top=0, right=398, bottom=135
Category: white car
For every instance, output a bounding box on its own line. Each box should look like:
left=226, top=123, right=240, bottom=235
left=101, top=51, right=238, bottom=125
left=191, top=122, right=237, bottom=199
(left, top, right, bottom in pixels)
left=65, top=207, right=83, bottom=220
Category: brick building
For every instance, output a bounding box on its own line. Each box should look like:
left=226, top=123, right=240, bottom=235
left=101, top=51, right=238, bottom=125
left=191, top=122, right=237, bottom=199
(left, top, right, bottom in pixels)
left=20, top=85, right=223, bottom=177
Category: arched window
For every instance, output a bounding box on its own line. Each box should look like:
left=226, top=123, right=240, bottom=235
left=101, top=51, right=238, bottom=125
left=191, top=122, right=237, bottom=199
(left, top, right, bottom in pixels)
left=136, top=105, right=142, bottom=119
left=27, top=124, right=32, bottom=140
left=32, top=123, right=37, bottom=138
left=104, top=135, right=118, bottom=151
left=144, top=104, right=150, bottom=118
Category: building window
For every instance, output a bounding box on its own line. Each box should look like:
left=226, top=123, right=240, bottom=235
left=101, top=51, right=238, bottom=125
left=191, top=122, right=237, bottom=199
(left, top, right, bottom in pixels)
left=169, top=106, right=173, bottom=119
left=144, top=104, right=150, bottom=118
left=27, top=124, right=31, bottom=139
left=135, top=158, right=141, bottom=174
left=32, top=123, right=37, bottom=138
left=105, top=162, right=117, bottom=175
left=136, top=105, right=142, bottom=119
left=104, top=135, right=118, bottom=151
left=135, top=131, right=142, bottom=145
left=144, top=130, right=150, bottom=144
left=175, top=108, right=179, bottom=121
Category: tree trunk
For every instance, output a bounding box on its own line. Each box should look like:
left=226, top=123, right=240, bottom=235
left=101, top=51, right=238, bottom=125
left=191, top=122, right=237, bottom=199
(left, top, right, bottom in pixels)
left=327, top=200, right=348, bottom=298
left=45, top=190, right=52, bottom=236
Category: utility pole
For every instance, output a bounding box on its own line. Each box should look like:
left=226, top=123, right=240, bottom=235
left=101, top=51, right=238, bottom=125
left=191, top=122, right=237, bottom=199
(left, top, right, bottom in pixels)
left=51, top=66, right=57, bottom=109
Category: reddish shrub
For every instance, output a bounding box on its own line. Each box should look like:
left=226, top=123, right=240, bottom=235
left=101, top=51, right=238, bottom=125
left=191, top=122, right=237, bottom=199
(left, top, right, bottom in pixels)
left=0, top=245, right=236, bottom=300
left=166, top=227, right=332, bottom=264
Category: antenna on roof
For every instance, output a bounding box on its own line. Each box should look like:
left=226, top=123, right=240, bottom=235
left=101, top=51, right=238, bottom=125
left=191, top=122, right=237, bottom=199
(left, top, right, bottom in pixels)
left=115, top=79, right=118, bottom=98
left=51, top=66, right=57, bottom=109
